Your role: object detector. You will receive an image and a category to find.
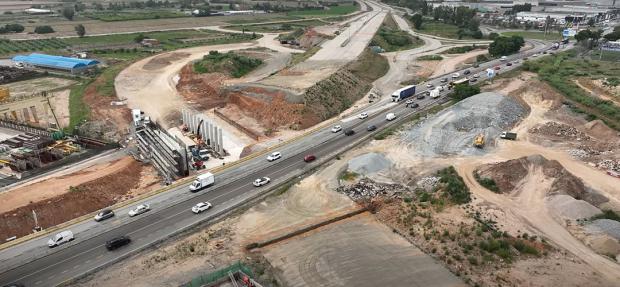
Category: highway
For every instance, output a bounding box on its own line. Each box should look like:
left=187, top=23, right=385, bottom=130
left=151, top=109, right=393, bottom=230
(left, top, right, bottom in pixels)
left=0, top=40, right=553, bottom=286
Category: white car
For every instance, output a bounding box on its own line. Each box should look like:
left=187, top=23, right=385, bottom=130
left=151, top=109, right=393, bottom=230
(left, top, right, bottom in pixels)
left=253, top=177, right=271, bottom=187
left=451, top=73, right=459, bottom=79
left=191, top=202, right=212, bottom=214
left=128, top=204, right=150, bottom=217
left=426, top=83, right=434, bottom=88
left=266, top=152, right=281, bottom=161
left=473, top=74, right=480, bottom=78
left=331, top=125, right=342, bottom=133
left=48, top=230, right=74, bottom=248
left=358, top=112, right=368, bottom=119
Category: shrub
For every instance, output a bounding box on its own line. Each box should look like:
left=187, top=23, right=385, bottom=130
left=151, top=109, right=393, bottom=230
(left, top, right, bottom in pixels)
left=34, top=26, right=55, bottom=34
left=436, top=166, right=471, bottom=204
left=474, top=171, right=500, bottom=193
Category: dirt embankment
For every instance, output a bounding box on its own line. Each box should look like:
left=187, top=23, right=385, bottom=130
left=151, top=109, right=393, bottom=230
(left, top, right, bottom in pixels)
left=0, top=160, right=158, bottom=240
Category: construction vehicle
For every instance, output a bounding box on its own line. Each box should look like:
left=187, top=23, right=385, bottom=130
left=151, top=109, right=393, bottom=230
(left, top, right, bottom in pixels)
left=473, top=134, right=485, bottom=148
left=500, top=131, right=517, bottom=140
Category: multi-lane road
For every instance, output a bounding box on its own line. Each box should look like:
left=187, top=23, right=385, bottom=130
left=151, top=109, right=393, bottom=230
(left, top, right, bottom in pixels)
left=0, top=38, right=554, bottom=286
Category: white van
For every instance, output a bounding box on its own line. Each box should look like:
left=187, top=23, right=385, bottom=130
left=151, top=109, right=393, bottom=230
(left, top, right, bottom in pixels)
left=386, top=113, right=396, bottom=121
left=500, top=56, right=507, bottom=61
left=48, top=230, right=74, bottom=248
left=189, top=172, right=215, bottom=192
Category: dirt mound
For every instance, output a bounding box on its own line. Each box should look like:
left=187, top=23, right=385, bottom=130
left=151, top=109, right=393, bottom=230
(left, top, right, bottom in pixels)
left=81, top=77, right=132, bottom=142
left=476, top=155, right=608, bottom=206
left=143, top=52, right=190, bottom=71
left=403, top=92, right=528, bottom=156
left=228, top=88, right=305, bottom=130
left=529, top=121, right=592, bottom=141
left=582, top=120, right=620, bottom=141
left=0, top=160, right=148, bottom=240
left=176, top=65, right=229, bottom=110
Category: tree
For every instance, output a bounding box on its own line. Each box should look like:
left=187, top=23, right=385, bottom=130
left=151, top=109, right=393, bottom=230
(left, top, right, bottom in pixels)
left=604, top=31, right=620, bottom=42
left=488, top=32, right=499, bottom=40
left=134, top=34, right=147, bottom=43
left=411, top=14, right=424, bottom=30
left=587, top=18, right=596, bottom=27
left=34, top=26, right=55, bottom=34
left=74, top=24, right=85, bottom=37
left=488, top=35, right=525, bottom=57
left=62, top=7, right=75, bottom=20
left=452, top=83, right=480, bottom=101
left=3, top=24, right=25, bottom=33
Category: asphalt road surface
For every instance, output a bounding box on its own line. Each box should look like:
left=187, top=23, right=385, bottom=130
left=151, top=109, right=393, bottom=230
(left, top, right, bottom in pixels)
left=0, top=40, right=554, bottom=286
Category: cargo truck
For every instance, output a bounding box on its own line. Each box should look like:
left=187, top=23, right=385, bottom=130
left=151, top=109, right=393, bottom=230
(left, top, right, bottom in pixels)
left=391, top=85, right=416, bottom=102
left=430, top=87, right=441, bottom=99
left=189, top=172, right=215, bottom=192
left=500, top=131, right=517, bottom=140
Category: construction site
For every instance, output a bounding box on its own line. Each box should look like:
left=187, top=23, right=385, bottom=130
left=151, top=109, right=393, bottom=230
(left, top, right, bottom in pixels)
left=1, top=1, right=620, bottom=287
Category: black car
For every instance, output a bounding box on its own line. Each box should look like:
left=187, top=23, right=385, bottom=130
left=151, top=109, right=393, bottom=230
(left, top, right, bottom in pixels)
left=506, top=62, right=513, bottom=66
left=94, top=209, right=115, bottom=222
left=367, top=125, right=377, bottom=131
left=416, top=94, right=425, bottom=100
left=344, top=129, right=355, bottom=136
left=410, top=102, right=419, bottom=108
left=106, top=236, right=131, bottom=251
left=469, top=78, right=477, bottom=83
left=463, top=70, right=471, bottom=75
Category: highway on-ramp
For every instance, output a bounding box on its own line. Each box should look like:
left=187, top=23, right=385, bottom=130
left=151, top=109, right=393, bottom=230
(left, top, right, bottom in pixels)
left=0, top=40, right=553, bottom=286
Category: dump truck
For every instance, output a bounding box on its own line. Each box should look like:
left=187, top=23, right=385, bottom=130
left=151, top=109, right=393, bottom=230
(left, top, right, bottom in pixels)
left=473, top=134, right=485, bottom=148
left=500, top=131, right=517, bottom=140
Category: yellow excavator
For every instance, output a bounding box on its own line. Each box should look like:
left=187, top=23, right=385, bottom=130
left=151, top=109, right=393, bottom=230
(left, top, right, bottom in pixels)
left=473, top=134, right=485, bottom=148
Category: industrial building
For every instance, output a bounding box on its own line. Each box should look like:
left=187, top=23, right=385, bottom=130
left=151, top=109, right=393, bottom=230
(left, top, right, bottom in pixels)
left=11, top=53, right=100, bottom=75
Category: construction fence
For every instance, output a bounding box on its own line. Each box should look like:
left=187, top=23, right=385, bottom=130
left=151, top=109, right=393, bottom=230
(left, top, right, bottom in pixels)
left=182, top=261, right=262, bottom=287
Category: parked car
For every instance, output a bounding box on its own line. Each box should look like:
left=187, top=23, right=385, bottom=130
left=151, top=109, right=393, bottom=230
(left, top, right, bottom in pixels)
left=344, top=129, right=355, bottom=136
left=358, top=112, right=368, bottom=119
left=463, top=70, right=471, bottom=75
left=48, top=230, right=74, bottom=248
left=253, top=177, right=271, bottom=187
left=105, top=236, right=131, bottom=251
left=303, top=154, right=316, bottom=162
left=331, top=125, right=342, bottom=133
left=94, top=209, right=114, bottom=222
left=128, top=204, right=150, bottom=217
left=266, top=151, right=281, bottom=161
left=191, top=202, right=212, bottom=214
left=367, top=125, right=377, bottom=131
left=410, top=102, right=419, bottom=108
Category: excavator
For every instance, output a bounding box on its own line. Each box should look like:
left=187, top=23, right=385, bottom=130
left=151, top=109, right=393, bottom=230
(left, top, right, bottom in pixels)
left=473, top=133, right=485, bottom=148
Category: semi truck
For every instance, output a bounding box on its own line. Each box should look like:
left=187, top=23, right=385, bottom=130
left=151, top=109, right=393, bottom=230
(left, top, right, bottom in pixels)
left=500, top=131, right=517, bottom=140
left=391, top=85, right=416, bottom=102
left=189, top=172, right=215, bottom=192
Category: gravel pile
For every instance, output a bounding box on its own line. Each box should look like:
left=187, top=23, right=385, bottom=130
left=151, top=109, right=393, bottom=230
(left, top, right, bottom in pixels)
left=597, top=159, right=620, bottom=173
left=416, top=176, right=440, bottom=190
left=336, top=179, right=408, bottom=200
left=585, top=219, right=620, bottom=241
left=402, top=92, right=528, bottom=156
left=529, top=121, right=591, bottom=141
left=347, top=153, right=392, bottom=176
left=568, top=149, right=589, bottom=158
left=545, top=195, right=602, bottom=221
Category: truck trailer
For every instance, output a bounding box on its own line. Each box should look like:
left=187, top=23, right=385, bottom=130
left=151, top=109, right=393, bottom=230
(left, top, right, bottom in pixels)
left=500, top=131, right=517, bottom=140
left=391, top=85, right=416, bottom=102
left=189, top=172, right=215, bottom=192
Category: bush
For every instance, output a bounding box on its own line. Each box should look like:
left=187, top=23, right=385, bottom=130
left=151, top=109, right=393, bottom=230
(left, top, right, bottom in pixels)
left=34, top=26, right=55, bottom=34
left=436, top=166, right=471, bottom=204
left=451, top=83, right=480, bottom=101
left=473, top=172, right=500, bottom=193
left=418, top=54, right=443, bottom=61
left=488, top=35, right=524, bottom=57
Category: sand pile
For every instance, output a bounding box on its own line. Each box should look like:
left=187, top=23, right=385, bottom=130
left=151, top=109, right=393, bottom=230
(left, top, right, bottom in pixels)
left=545, top=194, right=602, bottom=221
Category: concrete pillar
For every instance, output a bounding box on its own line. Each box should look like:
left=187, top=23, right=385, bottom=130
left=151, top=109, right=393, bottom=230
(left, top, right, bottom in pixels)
left=30, top=106, right=39, bottom=123
left=218, top=128, right=223, bottom=153
left=213, top=128, right=219, bottom=152
left=22, top=108, right=30, bottom=122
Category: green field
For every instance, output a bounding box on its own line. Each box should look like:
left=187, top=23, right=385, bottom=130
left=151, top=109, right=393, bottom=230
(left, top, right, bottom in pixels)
left=227, top=20, right=326, bottom=33
left=501, top=31, right=563, bottom=41
left=84, top=11, right=186, bottom=21
left=371, top=15, right=424, bottom=52
left=414, top=21, right=461, bottom=39
left=224, top=15, right=301, bottom=24
left=286, top=4, right=358, bottom=17
left=0, top=38, right=68, bottom=56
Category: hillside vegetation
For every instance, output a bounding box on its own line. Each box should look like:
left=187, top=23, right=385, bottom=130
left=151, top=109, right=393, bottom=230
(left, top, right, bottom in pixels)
left=194, top=51, right=263, bottom=78
left=371, top=14, right=423, bottom=52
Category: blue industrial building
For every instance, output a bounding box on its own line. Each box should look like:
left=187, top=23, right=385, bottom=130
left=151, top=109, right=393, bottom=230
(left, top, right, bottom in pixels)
left=12, top=53, right=100, bottom=74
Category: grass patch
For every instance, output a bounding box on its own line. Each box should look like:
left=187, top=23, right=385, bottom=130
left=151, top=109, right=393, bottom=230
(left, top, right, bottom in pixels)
left=592, top=210, right=620, bottom=222
left=441, top=45, right=487, bottom=54
left=347, top=49, right=389, bottom=82
left=339, top=170, right=359, bottom=181
left=473, top=171, right=500, bottom=193
left=374, top=127, right=397, bottom=140
left=523, top=50, right=620, bottom=130
left=590, top=50, right=620, bottom=62
left=436, top=166, right=470, bottom=204
left=84, top=11, right=186, bottom=21
left=68, top=80, right=92, bottom=132
left=370, top=14, right=424, bottom=52
left=501, top=31, right=562, bottom=41
left=414, top=20, right=461, bottom=39
left=287, top=4, right=358, bottom=17
left=95, top=64, right=125, bottom=97
left=290, top=46, right=321, bottom=66
left=0, top=38, right=68, bottom=56
left=418, top=54, right=443, bottom=61
left=193, top=51, right=263, bottom=78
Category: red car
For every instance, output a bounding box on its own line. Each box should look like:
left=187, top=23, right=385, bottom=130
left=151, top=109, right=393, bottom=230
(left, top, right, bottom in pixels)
left=494, top=66, right=501, bottom=70
left=304, top=155, right=316, bottom=162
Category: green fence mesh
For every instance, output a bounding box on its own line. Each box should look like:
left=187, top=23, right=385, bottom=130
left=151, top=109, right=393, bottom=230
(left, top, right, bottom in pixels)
left=183, top=261, right=254, bottom=287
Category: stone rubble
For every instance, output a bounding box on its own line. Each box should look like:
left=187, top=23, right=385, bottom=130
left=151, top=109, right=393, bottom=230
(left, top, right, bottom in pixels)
left=336, top=178, right=409, bottom=200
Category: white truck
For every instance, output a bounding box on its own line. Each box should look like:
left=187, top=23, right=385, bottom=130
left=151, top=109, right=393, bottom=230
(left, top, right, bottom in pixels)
left=189, top=172, right=215, bottom=192
left=430, top=87, right=441, bottom=99
left=386, top=113, right=396, bottom=121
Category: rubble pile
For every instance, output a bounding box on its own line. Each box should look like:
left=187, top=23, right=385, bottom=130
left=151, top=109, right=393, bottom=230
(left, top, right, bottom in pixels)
left=416, top=176, right=440, bottom=190
left=597, top=159, right=620, bottom=173
left=529, top=122, right=591, bottom=141
left=337, top=179, right=409, bottom=200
